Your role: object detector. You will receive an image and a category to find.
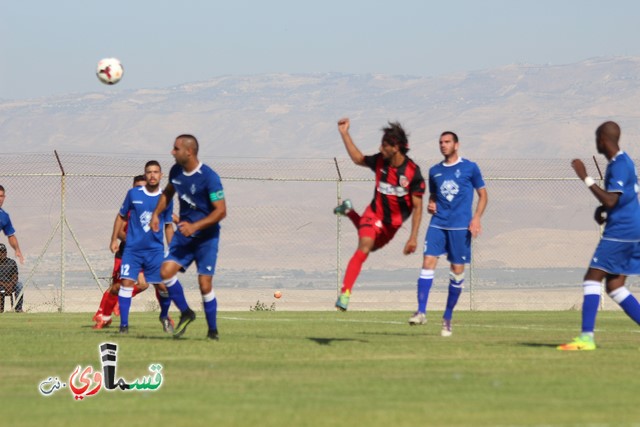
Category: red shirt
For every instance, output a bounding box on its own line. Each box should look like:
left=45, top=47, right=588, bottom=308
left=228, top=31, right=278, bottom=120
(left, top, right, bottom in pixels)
left=364, top=153, right=425, bottom=227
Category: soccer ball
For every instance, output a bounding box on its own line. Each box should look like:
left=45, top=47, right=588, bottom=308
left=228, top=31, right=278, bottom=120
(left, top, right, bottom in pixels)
left=96, top=58, right=124, bottom=85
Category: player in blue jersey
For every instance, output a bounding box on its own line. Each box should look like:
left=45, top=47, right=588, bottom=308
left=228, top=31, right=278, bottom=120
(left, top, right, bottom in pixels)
left=558, top=121, right=640, bottom=350
left=409, top=131, right=488, bottom=336
left=0, top=186, right=24, bottom=265
left=151, top=134, right=227, bottom=340
left=111, top=161, right=175, bottom=334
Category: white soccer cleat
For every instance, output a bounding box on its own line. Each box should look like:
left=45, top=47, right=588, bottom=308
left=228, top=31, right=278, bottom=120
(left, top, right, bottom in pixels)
left=441, top=319, right=452, bottom=337
left=408, top=312, right=426, bottom=325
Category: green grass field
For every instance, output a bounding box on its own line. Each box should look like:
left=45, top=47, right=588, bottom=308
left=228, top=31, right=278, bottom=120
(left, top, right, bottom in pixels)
left=3, top=310, right=640, bottom=426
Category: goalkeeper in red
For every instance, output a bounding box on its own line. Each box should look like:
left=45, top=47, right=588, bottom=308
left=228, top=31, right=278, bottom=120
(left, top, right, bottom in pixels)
left=333, top=118, right=425, bottom=311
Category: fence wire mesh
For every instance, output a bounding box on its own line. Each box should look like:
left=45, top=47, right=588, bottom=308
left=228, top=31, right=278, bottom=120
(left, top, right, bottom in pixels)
left=0, top=153, right=624, bottom=313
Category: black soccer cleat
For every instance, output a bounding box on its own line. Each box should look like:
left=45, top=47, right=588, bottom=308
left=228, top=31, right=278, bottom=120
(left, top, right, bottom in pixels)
left=173, top=309, right=196, bottom=338
left=207, top=329, right=219, bottom=341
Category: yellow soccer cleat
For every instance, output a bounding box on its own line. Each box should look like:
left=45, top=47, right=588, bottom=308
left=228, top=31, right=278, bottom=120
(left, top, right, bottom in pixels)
left=557, top=335, right=596, bottom=351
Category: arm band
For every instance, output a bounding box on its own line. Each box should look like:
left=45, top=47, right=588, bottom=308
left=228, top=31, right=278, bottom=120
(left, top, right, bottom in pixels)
left=584, top=176, right=596, bottom=187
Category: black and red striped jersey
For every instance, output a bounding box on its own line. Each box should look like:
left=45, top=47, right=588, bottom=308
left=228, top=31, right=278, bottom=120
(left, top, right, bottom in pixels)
left=364, top=153, right=425, bottom=227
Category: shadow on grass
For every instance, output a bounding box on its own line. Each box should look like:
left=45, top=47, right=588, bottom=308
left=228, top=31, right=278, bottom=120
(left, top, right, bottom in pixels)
left=518, top=342, right=560, bottom=348
left=308, top=337, right=369, bottom=345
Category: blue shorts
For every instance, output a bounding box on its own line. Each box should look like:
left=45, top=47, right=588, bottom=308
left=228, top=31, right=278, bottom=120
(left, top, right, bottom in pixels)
left=165, top=232, right=219, bottom=276
left=590, top=239, right=640, bottom=275
left=120, top=248, right=164, bottom=284
left=423, top=227, right=471, bottom=265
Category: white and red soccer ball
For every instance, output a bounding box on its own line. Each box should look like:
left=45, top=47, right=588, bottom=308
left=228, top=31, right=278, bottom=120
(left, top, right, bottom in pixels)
left=96, top=58, right=124, bottom=85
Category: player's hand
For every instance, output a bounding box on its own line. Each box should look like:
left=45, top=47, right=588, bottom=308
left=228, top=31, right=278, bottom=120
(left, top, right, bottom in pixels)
left=150, top=215, right=160, bottom=233
left=177, top=221, right=196, bottom=237
left=594, top=205, right=607, bottom=225
left=469, top=217, right=482, bottom=238
left=427, top=199, right=437, bottom=214
left=403, top=238, right=417, bottom=255
left=337, top=118, right=350, bottom=135
left=571, top=159, right=587, bottom=180
left=109, top=239, right=120, bottom=254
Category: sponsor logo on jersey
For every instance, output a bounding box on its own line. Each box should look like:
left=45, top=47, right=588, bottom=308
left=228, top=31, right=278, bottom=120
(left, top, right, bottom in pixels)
left=181, top=194, right=198, bottom=210
left=440, top=180, right=459, bottom=202
left=377, top=182, right=409, bottom=197
left=140, top=211, right=152, bottom=232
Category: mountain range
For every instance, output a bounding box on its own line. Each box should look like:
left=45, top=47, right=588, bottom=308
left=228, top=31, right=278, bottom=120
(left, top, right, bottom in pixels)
left=2, top=56, right=640, bottom=160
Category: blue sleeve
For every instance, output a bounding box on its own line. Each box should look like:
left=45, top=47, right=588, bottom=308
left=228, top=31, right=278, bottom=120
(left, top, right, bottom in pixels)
left=208, top=172, right=225, bottom=202
left=2, top=213, right=15, bottom=237
left=162, top=199, right=174, bottom=224
left=428, top=168, right=437, bottom=195
left=118, top=190, right=132, bottom=217
left=471, top=163, right=486, bottom=189
left=606, top=160, right=629, bottom=194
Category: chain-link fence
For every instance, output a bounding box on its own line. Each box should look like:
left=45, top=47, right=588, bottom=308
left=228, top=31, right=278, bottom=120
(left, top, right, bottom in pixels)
left=0, top=153, right=618, bottom=313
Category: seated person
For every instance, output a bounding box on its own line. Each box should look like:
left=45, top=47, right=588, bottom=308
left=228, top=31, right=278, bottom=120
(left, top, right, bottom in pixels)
left=0, top=243, right=23, bottom=312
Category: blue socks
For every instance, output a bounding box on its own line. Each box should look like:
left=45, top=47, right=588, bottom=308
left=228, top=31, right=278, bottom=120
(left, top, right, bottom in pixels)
left=416, top=269, right=434, bottom=313
left=581, top=281, right=601, bottom=333
left=203, top=289, right=218, bottom=331
left=443, top=274, right=464, bottom=321
left=118, top=286, right=133, bottom=327
left=417, top=269, right=464, bottom=321
left=609, top=286, right=640, bottom=325
left=156, top=288, right=171, bottom=318
left=164, top=276, right=190, bottom=312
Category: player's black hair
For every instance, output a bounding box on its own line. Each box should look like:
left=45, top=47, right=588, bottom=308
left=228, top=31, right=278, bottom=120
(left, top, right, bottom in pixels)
left=440, top=131, right=459, bottom=143
left=176, top=134, right=199, bottom=155
left=381, top=122, right=409, bottom=154
left=145, top=160, right=161, bottom=171
left=0, top=185, right=5, bottom=193
left=132, top=175, right=146, bottom=185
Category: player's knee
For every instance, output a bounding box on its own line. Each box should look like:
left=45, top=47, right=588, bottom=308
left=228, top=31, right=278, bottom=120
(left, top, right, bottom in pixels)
left=163, top=275, right=178, bottom=287
left=449, top=271, right=465, bottom=283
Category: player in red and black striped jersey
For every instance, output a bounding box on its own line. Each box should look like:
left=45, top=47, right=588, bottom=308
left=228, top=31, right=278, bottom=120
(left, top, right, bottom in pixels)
left=334, top=118, right=425, bottom=311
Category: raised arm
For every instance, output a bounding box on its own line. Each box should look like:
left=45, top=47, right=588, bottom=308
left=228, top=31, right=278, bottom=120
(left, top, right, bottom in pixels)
left=572, top=159, right=620, bottom=209
left=338, top=118, right=366, bottom=166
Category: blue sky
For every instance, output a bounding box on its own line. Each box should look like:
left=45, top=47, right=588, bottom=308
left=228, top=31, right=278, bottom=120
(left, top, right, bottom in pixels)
left=2, top=0, right=640, bottom=99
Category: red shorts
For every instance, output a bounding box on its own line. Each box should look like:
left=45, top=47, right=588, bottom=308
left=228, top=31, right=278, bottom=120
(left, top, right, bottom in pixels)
left=358, top=206, right=399, bottom=251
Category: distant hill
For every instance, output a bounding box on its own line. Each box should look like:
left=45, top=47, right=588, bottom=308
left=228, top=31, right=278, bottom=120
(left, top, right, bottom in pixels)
left=2, top=56, right=640, bottom=159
